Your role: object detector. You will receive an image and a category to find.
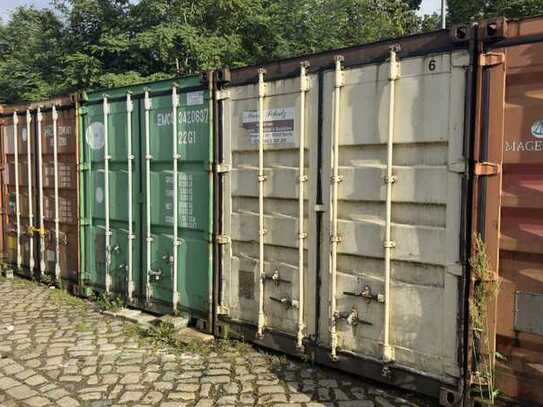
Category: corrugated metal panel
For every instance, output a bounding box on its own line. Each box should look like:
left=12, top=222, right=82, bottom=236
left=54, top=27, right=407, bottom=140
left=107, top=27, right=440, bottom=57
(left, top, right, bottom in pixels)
left=80, top=76, right=214, bottom=330
left=473, top=17, right=543, bottom=404
left=218, top=69, right=319, bottom=339
left=0, top=98, right=79, bottom=289
left=1, top=108, right=39, bottom=277
left=217, top=46, right=470, bottom=400
left=318, top=50, right=467, bottom=382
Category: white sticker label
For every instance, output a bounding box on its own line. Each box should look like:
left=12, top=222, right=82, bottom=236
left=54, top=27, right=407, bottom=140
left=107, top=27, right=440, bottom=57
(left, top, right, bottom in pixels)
left=21, top=128, right=27, bottom=142
left=85, top=122, right=105, bottom=150
left=47, top=250, right=55, bottom=262
left=186, top=91, right=204, bottom=106
left=531, top=119, right=543, bottom=139
left=95, top=186, right=104, bottom=204
left=242, top=107, right=295, bottom=145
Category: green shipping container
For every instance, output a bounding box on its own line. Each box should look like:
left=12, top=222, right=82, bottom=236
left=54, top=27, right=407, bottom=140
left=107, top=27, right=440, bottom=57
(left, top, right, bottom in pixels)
left=79, top=76, right=213, bottom=330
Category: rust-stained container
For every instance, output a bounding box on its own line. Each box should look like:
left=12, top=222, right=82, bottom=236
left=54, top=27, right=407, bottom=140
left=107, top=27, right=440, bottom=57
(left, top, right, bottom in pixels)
left=0, top=97, right=79, bottom=290
left=0, top=103, right=39, bottom=277
left=470, top=16, right=543, bottom=406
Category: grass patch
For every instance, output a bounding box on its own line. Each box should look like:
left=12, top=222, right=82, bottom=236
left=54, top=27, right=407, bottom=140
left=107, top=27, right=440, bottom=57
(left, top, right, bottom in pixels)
left=93, top=293, right=125, bottom=312
left=12, top=278, right=38, bottom=287
left=122, top=320, right=253, bottom=356
left=50, top=288, right=87, bottom=308
left=75, top=322, right=92, bottom=332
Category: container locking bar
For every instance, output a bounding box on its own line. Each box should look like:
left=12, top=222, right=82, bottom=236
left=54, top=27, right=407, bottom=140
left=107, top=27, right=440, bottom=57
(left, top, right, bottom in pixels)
left=103, top=97, right=112, bottom=294
left=126, top=93, right=135, bottom=301
left=330, top=55, right=344, bottom=361
left=37, top=107, right=46, bottom=278
left=25, top=110, right=35, bottom=272
left=144, top=90, right=153, bottom=304
left=263, top=269, right=291, bottom=286
left=344, top=285, right=385, bottom=303
left=383, top=46, right=400, bottom=366
left=12, top=112, right=21, bottom=271
left=52, top=106, right=61, bottom=284
left=171, top=85, right=180, bottom=311
left=297, top=61, right=310, bottom=351
left=269, top=296, right=299, bottom=309
left=256, top=68, right=267, bottom=339
left=334, top=307, right=372, bottom=326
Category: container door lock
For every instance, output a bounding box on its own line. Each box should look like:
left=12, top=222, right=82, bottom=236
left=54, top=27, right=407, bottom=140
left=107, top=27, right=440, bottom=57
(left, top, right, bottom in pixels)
left=474, top=162, right=501, bottom=176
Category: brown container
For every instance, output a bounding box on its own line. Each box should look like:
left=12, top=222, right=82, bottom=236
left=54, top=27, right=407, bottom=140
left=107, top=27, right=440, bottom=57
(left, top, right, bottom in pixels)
left=471, top=16, right=543, bottom=405
left=0, top=96, right=79, bottom=289
left=0, top=105, right=39, bottom=276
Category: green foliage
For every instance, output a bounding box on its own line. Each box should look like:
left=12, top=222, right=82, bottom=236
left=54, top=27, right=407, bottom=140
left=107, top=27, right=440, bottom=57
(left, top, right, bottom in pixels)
left=93, top=292, right=125, bottom=312
left=2, top=0, right=543, bottom=103
left=448, top=0, right=543, bottom=24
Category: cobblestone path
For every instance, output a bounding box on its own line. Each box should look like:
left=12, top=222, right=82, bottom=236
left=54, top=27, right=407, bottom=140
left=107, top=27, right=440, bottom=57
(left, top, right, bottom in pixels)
left=0, top=278, right=434, bottom=406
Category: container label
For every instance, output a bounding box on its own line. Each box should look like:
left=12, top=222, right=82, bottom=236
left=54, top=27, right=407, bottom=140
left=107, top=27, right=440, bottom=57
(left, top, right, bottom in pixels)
left=531, top=119, right=543, bottom=139
left=95, top=186, right=104, bottom=204
left=242, top=107, right=295, bottom=145
left=85, top=122, right=105, bottom=150
left=186, top=91, right=204, bottom=106
left=21, top=128, right=27, bottom=142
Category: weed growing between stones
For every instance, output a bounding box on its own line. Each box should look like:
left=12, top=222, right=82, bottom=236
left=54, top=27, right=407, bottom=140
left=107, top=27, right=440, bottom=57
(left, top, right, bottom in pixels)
left=121, top=320, right=253, bottom=357
left=470, top=234, right=501, bottom=404
left=49, top=287, right=87, bottom=308
left=93, top=293, right=125, bottom=312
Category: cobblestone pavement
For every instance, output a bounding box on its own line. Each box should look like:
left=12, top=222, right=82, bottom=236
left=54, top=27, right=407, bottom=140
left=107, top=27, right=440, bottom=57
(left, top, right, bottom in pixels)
left=0, top=277, right=435, bottom=407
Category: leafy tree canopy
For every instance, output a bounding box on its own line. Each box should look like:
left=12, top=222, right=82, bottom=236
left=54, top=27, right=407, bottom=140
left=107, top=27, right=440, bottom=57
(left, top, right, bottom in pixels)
left=1, top=0, right=543, bottom=104
left=0, top=0, right=429, bottom=103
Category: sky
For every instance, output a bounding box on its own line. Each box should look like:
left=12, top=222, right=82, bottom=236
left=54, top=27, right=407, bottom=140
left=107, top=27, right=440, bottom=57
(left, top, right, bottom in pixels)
left=0, top=0, right=443, bottom=22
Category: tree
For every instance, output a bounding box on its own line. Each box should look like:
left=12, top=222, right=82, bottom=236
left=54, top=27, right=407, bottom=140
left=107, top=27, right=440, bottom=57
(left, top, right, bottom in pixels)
left=1, top=0, right=425, bottom=104
left=448, top=0, right=543, bottom=24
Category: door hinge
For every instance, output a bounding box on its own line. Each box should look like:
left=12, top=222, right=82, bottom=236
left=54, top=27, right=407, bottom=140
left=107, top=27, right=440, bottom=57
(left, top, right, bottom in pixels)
left=479, top=52, right=505, bottom=67
left=216, top=235, right=231, bottom=244
left=216, top=305, right=230, bottom=316
left=78, top=162, right=90, bottom=171
left=216, top=90, right=230, bottom=100
left=474, top=162, right=501, bottom=176
left=80, top=218, right=91, bottom=226
left=216, top=163, right=231, bottom=173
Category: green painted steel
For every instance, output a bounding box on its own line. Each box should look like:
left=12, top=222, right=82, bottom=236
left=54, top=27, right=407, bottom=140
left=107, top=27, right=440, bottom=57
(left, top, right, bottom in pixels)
left=79, top=77, right=213, bottom=328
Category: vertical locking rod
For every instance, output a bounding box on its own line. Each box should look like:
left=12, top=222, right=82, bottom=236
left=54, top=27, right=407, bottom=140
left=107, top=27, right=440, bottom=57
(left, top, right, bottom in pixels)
left=383, top=47, right=400, bottom=364
left=297, top=62, right=310, bottom=350
left=103, top=97, right=111, bottom=294
left=172, top=85, right=180, bottom=311
left=256, top=68, right=267, bottom=339
left=37, top=108, right=45, bottom=277
left=25, top=110, right=34, bottom=272
left=52, top=106, right=61, bottom=284
left=330, top=56, right=344, bottom=361
left=144, top=91, right=152, bottom=304
left=126, top=93, right=135, bottom=301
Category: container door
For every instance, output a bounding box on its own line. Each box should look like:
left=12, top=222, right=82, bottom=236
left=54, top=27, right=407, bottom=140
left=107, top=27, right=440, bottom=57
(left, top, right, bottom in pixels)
left=319, top=51, right=468, bottom=386
left=39, top=107, right=79, bottom=288
left=1, top=112, right=39, bottom=277
left=217, top=70, right=319, bottom=342
left=80, top=98, right=142, bottom=301
left=473, top=39, right=543, bottom=404
left=142, top=83, right=213, bottom=329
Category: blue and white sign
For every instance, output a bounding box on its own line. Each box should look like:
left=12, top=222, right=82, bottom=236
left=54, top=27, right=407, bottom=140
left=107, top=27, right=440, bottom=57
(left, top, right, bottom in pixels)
left=531, top=119, right=543, bottom=139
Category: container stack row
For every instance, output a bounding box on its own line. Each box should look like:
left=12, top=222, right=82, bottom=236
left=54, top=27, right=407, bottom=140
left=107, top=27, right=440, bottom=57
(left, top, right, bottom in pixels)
left=1, top=16, right=543, bottom=406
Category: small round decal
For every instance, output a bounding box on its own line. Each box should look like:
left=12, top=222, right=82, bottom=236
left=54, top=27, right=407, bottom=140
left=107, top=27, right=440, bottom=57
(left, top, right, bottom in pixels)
left=531, top=120, right=543, bottom=139
left=95, top=186, right=104, bottom=204
left=85, top=122, right=105, bottom=150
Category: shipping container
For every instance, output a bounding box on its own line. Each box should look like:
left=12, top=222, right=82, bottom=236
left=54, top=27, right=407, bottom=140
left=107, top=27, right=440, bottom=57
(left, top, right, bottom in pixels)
left=470, top=16, right=543, bottom=406
left=214, top=27, right=474, bottom=403
left=0, top=97, right=79, bottom=288
left=79, top=75, right=214, bottom=330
